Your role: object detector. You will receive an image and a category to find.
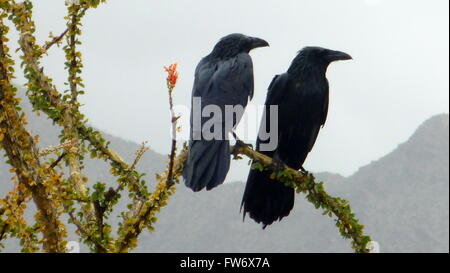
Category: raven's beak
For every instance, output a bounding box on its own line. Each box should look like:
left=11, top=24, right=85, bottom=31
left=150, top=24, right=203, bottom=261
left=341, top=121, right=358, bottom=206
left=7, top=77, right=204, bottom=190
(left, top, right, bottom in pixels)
left=326, top=50, right=352, bottom=62
left=250, top=37, right=270, bottom=49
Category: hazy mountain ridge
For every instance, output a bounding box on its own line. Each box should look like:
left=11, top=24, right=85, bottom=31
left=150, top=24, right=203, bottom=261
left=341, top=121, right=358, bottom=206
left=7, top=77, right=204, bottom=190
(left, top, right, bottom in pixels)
left=0, top=89, right=448, bottom=252
left=324, top=114, right=449, bottom=252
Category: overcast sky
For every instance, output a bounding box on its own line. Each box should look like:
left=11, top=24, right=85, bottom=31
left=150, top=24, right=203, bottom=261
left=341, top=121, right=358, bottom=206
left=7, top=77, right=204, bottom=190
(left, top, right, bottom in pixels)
left=8, top=0, right=449, bottom=181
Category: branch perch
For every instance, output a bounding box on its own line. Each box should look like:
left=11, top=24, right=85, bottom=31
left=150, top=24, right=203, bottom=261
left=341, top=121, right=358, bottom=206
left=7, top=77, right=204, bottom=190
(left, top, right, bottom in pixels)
left=1, top=16, right=67, bottom=252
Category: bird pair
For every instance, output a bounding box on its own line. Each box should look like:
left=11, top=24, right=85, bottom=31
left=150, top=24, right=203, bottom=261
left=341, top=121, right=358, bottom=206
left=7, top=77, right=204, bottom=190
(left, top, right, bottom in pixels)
left=182, top=33, right=352, bottom=228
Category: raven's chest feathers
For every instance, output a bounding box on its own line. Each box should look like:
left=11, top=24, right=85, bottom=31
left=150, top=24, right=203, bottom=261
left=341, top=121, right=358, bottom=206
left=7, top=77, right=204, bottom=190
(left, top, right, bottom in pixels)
left=279, top=76, right=329, bottom=131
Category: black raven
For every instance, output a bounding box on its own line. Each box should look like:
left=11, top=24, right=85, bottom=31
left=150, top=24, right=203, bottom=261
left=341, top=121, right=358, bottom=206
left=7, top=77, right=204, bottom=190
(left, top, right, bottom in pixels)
left=241, top=46, right=352, bottom=228
left=183, top=33, right=269, bottom=192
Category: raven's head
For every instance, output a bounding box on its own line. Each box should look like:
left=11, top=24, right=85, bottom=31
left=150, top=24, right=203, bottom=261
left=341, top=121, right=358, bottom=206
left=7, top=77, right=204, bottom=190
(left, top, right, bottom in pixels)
left=210, top=33, right=269, bottom=59
left=288, top=46, right=352, bottom=74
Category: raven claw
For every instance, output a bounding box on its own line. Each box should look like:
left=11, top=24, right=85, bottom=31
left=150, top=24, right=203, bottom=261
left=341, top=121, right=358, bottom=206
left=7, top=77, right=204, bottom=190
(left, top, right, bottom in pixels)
left=271, top=153, right=287, bottom=173
left=232, top=140, right=253, bottom=159
left=235, top=140, right=253, bottom=150
left=299, top=166, right=309, bottom=175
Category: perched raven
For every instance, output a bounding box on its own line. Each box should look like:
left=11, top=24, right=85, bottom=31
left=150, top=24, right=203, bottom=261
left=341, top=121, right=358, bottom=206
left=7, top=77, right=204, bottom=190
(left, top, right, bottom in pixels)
left=241, top=46, right=352, bottom=228
left=183, top=33, right=269, bottom=192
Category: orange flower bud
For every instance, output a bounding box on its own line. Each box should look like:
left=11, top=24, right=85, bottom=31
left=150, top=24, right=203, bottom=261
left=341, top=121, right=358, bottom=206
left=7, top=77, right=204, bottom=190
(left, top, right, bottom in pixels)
left=164, top=63, right=179, bottom=86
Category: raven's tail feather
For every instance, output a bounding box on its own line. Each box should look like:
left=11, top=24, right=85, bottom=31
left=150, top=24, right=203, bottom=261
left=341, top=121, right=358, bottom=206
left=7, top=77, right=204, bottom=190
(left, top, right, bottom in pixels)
left=241, top=167, right=295, bottom=228
left=183, top=140, right=230, bottom=192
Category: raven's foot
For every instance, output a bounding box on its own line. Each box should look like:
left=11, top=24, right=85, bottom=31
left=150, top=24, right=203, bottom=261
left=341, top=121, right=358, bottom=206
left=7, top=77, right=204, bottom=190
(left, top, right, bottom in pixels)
left=231, top=131, right=253, bottom=149
left=232, top=140, right=253, bottom=159
left=235, top=140, right=253, bottom=150
left=299, top=166, right=309, bottom=175
left=271, top=152, right=287, bottom=174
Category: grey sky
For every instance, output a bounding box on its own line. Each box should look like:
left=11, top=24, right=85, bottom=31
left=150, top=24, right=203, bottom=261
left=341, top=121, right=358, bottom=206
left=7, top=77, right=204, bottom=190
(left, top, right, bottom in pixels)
left=9, top=0, right=449, bottom=181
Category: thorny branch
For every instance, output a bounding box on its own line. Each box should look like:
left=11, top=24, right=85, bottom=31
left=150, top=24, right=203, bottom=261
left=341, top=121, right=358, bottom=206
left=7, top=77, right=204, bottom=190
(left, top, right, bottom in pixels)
left=38, top=138, right=77, bottom=157
left=1, top=14, right=66, bottom=252
left=116, top=64, right=180, bottom=252
left=2, top=0, right=147, bottom=251
left=41, top=28, right=68, bottom=54
left=40, top=7, right=86, bottom=55
left=67, top=210, right=108, bottom=253
left=111, top=142, right=149, bottom=196
left=165, top=63, right=179, bottom=188
left=61, top=2, right=98, bottom=236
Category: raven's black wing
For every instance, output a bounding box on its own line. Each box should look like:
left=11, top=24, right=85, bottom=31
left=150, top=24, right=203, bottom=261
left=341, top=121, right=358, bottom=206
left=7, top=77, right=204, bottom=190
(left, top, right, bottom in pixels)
left=255, top=73, right=290, bottom=155
left=191, top=53, right=254, bottom=139
left=320, top=80, right=329, bottom=127
left=304, top=80, right=329, bottom=154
